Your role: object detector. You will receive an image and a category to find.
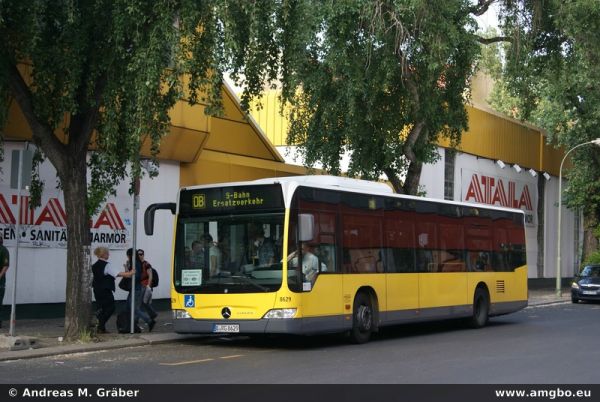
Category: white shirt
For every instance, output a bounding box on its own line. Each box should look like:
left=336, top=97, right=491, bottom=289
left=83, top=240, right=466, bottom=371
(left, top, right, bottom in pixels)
left=209, top=245, right=222, bottom=274
left=104, top=261, right=121, bottom=278
left=290, top=252, right=326, bottom=277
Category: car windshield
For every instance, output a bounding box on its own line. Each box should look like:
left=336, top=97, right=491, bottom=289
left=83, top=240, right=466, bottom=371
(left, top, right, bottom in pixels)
left=174, top=213, right=285, bottom=293
left=579, top=266, right=600, bottom=277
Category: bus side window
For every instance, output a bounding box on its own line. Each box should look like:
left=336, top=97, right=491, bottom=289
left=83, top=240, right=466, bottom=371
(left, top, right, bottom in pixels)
left=316, top=243, right=335, bottom=273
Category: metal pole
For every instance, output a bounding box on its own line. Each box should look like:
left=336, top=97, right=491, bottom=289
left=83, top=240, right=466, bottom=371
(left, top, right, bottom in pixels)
left=556, top=158, right=565, bottom=297
left=556, top=139, right=600, bottom=297
left=9, top=144, right=26, bottom=337
left=130, top=179, right=139, bottom=334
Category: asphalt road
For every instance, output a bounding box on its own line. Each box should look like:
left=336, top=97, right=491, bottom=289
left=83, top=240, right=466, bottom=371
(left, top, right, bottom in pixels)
left=2, top=302, right=599, bottom=384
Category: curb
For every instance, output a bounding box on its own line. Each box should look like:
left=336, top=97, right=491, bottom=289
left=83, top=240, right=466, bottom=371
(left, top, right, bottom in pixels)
left=0, top=334, right=205, bottom=362
left=0, top=338, right=148, bottom=362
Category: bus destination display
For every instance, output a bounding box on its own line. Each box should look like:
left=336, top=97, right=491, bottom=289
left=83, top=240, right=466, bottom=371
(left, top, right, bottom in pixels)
left=179, top=184, right=284, bottom=215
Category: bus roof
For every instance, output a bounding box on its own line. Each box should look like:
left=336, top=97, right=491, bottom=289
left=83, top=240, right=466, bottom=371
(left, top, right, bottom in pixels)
left=180, top=175, right=525, bottom=216
left=252, top=175, right=394, bottom=194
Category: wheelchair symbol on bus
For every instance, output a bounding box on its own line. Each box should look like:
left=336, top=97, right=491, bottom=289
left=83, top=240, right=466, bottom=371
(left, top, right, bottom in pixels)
left=184, top=295, right=195, bottom=308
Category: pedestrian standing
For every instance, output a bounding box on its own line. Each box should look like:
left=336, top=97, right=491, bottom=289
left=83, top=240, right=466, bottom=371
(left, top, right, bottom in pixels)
left=125, top=248, right=156, bottom=332
left=92, top=247, right=134, bottom=333
left=136, top=249, right=157, bottom=321
left=0, top=237, right=9, bottom=329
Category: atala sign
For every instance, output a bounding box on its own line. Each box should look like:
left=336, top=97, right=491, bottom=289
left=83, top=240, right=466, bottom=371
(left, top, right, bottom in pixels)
left=0, top=192, right=131, bottom=248
left=461, top=170, right=537, bottom=226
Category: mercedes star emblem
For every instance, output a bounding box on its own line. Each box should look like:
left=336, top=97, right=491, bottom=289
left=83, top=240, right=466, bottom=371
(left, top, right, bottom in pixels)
left=221, top=307, right=232, bottom=319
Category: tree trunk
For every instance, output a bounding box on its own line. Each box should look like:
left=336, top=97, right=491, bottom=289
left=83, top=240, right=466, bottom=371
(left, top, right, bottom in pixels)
left=384, top=168, right=404, bottom=194
left=403, top=160, right=423, bottom=195
left=61, top=156, right=93, bottom=340
left=582, top=210, right=599, bottom=264
left=8, top=63, right=99, bottom=340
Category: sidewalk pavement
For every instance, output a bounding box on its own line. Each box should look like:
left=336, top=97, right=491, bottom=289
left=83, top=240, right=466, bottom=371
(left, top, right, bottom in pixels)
left=0, top=288, right=570, bottom=361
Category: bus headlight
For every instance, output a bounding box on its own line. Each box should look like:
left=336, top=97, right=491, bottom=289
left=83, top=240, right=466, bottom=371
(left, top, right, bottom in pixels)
left=571, top=282, right=580, bottom=290
left=263, top=308, right=297, bottom=319
left=173, top=310, right=192, bottom=319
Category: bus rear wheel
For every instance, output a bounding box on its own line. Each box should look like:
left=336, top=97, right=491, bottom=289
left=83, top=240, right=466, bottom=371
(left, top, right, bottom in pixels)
left=469, top=288, right=490, bottom=328
left=350, top=292, right=374, bottom=344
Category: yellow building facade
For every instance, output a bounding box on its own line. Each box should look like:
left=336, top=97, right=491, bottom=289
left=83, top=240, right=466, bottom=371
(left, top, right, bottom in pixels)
left=248, top=90, right=564, bottom=176
left=2, top=65, right=307, bottom=187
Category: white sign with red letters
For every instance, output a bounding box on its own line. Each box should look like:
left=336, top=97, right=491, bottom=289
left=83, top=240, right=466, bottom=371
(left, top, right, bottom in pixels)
left=461, top=169, right=537, bottom=226
left=0, top=191, right=131, bottom=249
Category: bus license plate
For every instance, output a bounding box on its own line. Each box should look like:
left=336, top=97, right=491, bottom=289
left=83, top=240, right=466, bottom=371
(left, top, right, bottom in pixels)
left=582, top=290, right=597, bottom=295
left=213, top=324, right=240, bottom=333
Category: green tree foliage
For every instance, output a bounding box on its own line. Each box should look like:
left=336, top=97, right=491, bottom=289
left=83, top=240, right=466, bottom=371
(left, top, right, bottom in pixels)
left=0, top=0, right=286, bottom=339
left=489, top=1, right=600, bottom=256
left=279, top=0, right=491, bottom=194
left=583, top=251, right=600, bottom=268
left=476, top=26, right=522, bottom=119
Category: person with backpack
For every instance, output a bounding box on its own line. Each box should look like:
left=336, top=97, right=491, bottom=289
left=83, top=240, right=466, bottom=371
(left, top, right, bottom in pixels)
left=123, top=248, right=156, bottom=332
left=137, top=249, right=158, bottom=322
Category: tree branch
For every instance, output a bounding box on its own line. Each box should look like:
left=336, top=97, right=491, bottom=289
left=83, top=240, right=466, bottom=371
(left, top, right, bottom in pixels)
left=477, top=35, right=513, bottom=45
left=69, top=73, right=107, bottom=156
left=470, top=0, right=496, bottom=17
left=403, top=159, right=423, bottom=195
left=398, top=57, right=428, bottom=195
left=7, top=63, right=67, bottom=171
left=401, top=69, right=425, bottom=165
left=403, top=120, right=425, bottom=164
left=384, top=168, right=404, bottom=194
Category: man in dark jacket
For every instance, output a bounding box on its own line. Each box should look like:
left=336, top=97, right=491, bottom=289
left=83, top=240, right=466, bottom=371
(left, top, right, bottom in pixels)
left=92, top=247, right=134, bottom=333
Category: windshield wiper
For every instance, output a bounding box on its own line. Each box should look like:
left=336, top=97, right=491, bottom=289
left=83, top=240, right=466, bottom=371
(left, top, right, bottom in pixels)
left=229, top=275, right=270, bottom=292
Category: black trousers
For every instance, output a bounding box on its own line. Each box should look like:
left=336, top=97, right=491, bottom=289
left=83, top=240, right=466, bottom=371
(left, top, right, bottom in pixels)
left=93, top=288, right=115, bottom=330
left=0, top=285, right=5, bottom=326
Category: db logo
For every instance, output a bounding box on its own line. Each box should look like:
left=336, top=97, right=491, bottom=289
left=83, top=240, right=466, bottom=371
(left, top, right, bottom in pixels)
left=192, top=194, right=205, bottom=209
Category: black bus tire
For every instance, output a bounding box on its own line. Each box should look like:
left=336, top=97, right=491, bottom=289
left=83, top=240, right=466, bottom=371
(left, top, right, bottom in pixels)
left=469, top=288, right=490, bottom=328
left=350, top=292, right=374, bottom=344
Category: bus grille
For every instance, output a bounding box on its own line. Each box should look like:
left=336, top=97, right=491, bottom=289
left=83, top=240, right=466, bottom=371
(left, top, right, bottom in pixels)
left=496, top=280, right=506, bottom=293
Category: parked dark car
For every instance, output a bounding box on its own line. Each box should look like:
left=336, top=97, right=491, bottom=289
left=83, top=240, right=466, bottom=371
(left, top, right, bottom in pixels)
left=572, top=265, right=600, bottom=303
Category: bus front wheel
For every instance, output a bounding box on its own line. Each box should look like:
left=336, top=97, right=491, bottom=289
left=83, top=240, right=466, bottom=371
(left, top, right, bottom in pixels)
left=350, top=292, right=374, bottom=344
left=469, top=288, right=490, bottom=328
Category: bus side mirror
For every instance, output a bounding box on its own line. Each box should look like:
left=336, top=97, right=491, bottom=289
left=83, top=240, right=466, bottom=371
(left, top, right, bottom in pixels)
left=298, top=214, right=315, bottom=242
left=144, top=203, right=176, bottom=235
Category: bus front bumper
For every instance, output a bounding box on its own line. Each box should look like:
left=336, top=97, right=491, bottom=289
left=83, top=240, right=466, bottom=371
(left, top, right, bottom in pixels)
left=173, top=317, right=305, bottom=335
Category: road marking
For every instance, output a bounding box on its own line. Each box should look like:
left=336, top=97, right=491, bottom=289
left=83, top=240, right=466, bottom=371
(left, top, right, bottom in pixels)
left=160, top=358, right=214, bottom=366
left=160, top=354, right=244, bottom=366
left=219, top=354, right=244, bottom=360
left=526, top=301, right=569, bottom=309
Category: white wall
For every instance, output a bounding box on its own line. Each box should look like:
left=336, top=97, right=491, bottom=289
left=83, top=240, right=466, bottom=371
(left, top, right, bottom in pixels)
left=133, top=161, right=179, bottom=299
left=419, top=156, right=444, bottom=199
left=1, top=141, right=179, bottom=304
left=543, top=177, right=579, bottom=278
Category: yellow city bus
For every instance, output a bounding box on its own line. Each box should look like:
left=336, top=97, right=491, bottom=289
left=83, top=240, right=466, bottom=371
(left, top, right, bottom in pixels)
left=145, top=175, right=528, bottom=343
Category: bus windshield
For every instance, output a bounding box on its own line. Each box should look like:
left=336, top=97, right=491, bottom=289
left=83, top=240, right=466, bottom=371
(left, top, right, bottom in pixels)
left=174, top=213, right=285, bottom=293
